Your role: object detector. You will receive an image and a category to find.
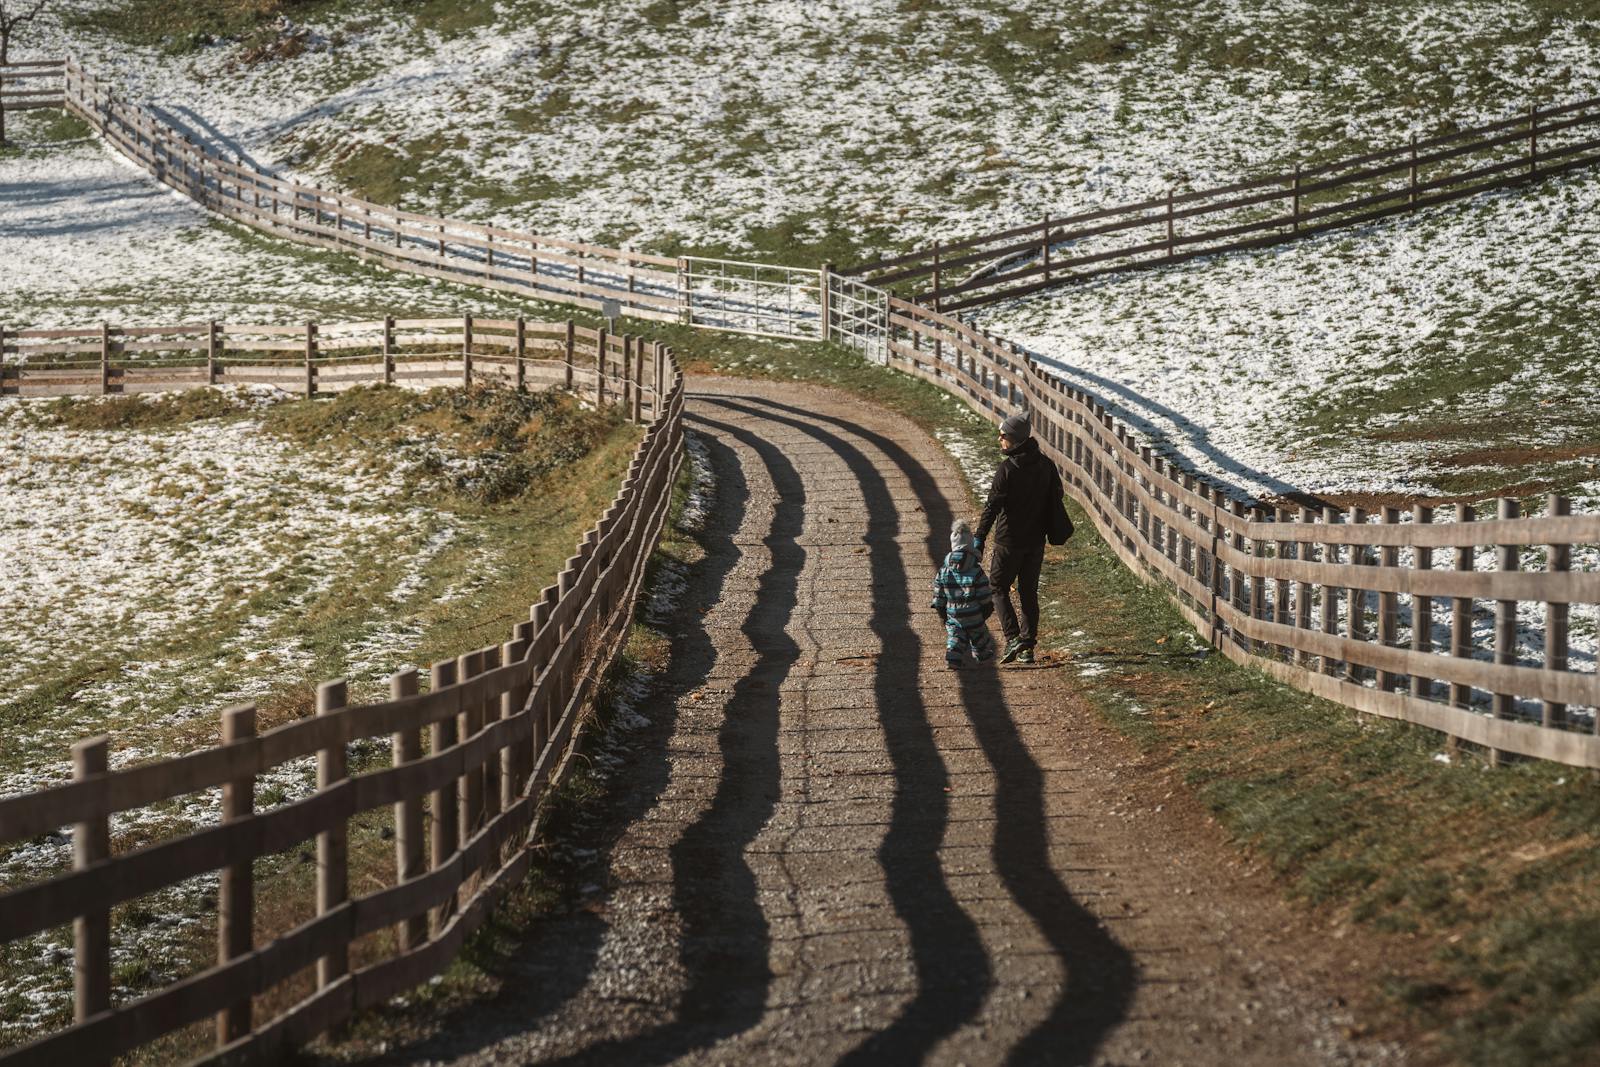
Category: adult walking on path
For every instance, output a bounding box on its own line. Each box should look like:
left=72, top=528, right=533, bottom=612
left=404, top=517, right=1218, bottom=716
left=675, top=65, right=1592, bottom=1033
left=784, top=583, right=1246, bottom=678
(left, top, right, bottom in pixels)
left=975, top=411, right=1059, bottom=665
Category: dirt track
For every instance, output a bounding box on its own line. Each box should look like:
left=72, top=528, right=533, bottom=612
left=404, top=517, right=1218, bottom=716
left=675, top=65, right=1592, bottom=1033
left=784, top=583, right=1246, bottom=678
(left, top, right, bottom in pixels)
left=374, top=378, right=1404, bottom=1066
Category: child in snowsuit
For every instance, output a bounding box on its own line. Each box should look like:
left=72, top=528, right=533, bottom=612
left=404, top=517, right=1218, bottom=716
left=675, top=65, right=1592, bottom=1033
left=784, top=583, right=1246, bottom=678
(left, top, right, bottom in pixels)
left=932, top=519, right=996, bottom=669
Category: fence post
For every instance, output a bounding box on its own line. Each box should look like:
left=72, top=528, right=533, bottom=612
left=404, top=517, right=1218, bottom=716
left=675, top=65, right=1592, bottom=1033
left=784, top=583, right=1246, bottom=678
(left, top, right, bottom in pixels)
left=1449, top=504, right=1476, bottom=758
left=1292, top=165, right=1302, bottom=233
left=931, top=240, right=942, bottom=312
left=1545, top=493, right=1571, bottom=728
left=1229, top=499, right=1248, bottom=651
left=1409, top=133, right=1419, bottom=203
left=564, top=319, right=576, bottom=390
left=1412, top=506, right=1435, bottom=701
left=515, top=316, right=527, bottom=393
left=1321, top=507, right=1342, bottom=676
left=1491, top=497, right=1520, bottom=765
left=100, top=322, right=111, bottom=395
left=457, top=650, right=486, bottom=855
left=1378, top=507, right=1401, bottom=691
left=462, top=314, right=473, bottom=389
left=383, top=315, right=395, bottom=386
left=621, top=334, right=634, bottom=417
left=1529, top=103, right=1539, bottom=175
left=502, top=636, right=528, bottom=815
left=819, top=263, right=833, bottom=342
left=654, top=342, right=666, bottom=420
left=1165, top=190, right=1176, bottom=256
left=316, top=679, right=350, bottom=988
left=429, top=658, right=459, bottom=933
left=595, top=327, right=607, bottom=407
left=216, top=703, right=256, bottom=1046
left=1345, top=507, right=1371, bottom=684
left=207, top=320, right=219, bottom=385
left=304, top=321, right=317, bottom=399
left=1274, top=507, right=1293, bottom=659
left=390, top=670, right=428, bottom=952
left=530, top=599, right=553, bottom=763
left=632, top=337, right=645, bottom=423
left=72, top=735, right=111, bottom=1026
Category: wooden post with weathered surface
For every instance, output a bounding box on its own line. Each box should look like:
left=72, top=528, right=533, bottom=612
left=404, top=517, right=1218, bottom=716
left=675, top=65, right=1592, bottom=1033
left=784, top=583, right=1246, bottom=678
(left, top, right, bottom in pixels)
left=632, top=337, right=645, bottom=424
left=304, top=321, right=318, bottom=399
left=457, top=650, right=485, bottom=856
left=1448, top=505, right=1476, bottom=758
left=515, top=316, right=527, bottom=393
left=595, top=328, right=608, bottom=407
left=1491, top=498, right=1520, bottom=764
left=316, top=680, right=350, bottom=987
left=564, top=319, right=576, bottom=391
left=383, top=316, right=395, bottom=386
left=1377, top=507, right=1401, bottom=691
left=462, top=314, right=474, bottom=389
left=1411, top=506, right=1435, bottom=700
left=1347, top=507, right=1369, bottom=683
left=207, top=320, right=219, bottom=385
left=430, top=658, right=459, bottom=933
left=72, top=736, right=111, bottom=1026
left=217, top=703, right=256, bottom=1046
left=1545, top=494, right=1571, bottom=728
left=1321, top=507, right=1341, bottom=676
left=390, top=670, right=427, bottom=952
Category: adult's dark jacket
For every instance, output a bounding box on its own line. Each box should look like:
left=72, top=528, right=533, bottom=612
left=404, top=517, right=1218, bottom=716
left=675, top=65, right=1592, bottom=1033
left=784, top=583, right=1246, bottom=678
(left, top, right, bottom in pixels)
left=975, top=436, right=1059, bottom=550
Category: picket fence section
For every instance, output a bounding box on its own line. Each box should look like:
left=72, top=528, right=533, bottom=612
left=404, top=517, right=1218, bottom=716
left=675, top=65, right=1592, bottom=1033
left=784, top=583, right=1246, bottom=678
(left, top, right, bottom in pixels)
left=881, top=297, right=1600, bottom=769
left=846, top=93, right=1600, bottom=311
left=0, top=324, right=686, bottom=1065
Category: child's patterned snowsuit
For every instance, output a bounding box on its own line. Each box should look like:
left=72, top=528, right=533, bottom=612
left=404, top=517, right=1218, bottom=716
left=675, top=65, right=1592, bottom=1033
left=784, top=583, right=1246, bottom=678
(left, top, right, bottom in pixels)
left=931, top=546, right=995, bottom=666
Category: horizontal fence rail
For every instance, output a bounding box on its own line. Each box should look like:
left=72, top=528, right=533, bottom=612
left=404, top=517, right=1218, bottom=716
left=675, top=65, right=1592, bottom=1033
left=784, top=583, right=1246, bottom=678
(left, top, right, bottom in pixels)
left=0, top=59, right=65, bottom=111
left=0, top=314, right=673, bottom=411
left=879, top=296, right=1600, bottom=769
left=844, top=93, right=1600, bottom=311
left=9, top=60, right=824, bottom=342
left=0, top=321, right=686, bottom=1064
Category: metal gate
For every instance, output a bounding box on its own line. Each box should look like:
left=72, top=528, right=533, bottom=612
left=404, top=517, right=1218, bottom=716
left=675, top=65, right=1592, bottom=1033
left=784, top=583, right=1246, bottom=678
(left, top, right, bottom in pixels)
left=825, top=271, right=891, bottom=363
left=680, top=257, right=823, bottom=339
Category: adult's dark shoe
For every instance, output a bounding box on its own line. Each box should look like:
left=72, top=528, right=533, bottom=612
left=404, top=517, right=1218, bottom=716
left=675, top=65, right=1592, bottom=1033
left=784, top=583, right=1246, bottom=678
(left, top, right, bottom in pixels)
left=1000, top=638, right=1023, bottom=664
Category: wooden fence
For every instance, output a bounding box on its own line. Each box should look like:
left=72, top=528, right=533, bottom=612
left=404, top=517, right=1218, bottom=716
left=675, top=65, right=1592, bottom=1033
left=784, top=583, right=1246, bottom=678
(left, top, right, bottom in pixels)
left=0, top=59, right=64, bottom=112
left=0, top=315, right=674, bottom=418
left=845, top=94, right=1600, bottom=311
left=881, top=296, right=1600, bottom=769
left=0, top=323, right=686, bottom=1065
left=52, top=61, right=683, bottom=323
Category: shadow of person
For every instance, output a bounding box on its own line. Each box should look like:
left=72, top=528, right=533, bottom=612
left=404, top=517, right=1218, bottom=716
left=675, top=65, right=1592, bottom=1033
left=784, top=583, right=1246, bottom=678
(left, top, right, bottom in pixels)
left=723, top=392, right=1138, bottom=1067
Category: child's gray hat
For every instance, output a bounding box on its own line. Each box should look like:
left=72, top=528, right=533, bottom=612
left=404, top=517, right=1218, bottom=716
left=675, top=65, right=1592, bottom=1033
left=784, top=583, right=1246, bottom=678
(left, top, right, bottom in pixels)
left=950, top=519, right=976, bottom=554
left=1001, top=412, right=1031, bottom=440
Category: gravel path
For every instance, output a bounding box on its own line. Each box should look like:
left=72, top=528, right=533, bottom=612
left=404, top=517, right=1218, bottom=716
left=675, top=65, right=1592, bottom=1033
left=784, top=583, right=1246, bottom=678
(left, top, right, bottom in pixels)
left=375, top=378, right=1405, bottom=1066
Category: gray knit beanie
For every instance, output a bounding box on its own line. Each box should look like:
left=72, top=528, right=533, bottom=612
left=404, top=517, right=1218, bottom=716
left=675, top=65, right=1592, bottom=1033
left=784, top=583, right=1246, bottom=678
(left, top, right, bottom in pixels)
left=950, top=519, right=976, bottom=554
left=1000, top=411, right=1031, bottom=440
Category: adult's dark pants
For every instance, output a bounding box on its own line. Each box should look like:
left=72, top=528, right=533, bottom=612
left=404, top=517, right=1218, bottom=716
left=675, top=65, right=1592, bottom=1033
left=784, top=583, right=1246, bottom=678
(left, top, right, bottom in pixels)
left=990, top=540, right=1045, bottom=648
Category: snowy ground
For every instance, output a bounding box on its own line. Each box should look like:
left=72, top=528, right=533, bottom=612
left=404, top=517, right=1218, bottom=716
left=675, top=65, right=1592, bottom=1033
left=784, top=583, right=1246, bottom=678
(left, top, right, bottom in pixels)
left=984, top=169, right=1600, bottom=505
left=0, top=117, right=538, bottom=329
left=5, top=0, right=1598, bottom=500
left=12, top=0, right=1600, bottom=258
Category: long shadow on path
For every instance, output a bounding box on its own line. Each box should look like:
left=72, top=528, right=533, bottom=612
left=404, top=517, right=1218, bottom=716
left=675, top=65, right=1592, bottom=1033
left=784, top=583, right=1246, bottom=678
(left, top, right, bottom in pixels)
left=528, top=406, right=806, bottom=1065
left=725, top=394, right=1138, bottom=1067
left=703, top=395, right=995, bottom=1065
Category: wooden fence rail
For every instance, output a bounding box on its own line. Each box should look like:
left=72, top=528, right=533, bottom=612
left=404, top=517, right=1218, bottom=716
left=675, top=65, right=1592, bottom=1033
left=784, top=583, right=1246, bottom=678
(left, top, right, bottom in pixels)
left=845, top=93, right=1600, bottom=311
left=0, top=314, right=674, bottom=408
left=49, top=60, right=682, bottom=323
left=881, top=296, right=1600, bottom=769
left=0, top=322, right=686, bottom=1065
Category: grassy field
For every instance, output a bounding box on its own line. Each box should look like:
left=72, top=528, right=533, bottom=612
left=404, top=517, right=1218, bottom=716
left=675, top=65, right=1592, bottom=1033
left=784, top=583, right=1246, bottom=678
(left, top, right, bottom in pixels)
left=0, top=382, right=640, bottom=1053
